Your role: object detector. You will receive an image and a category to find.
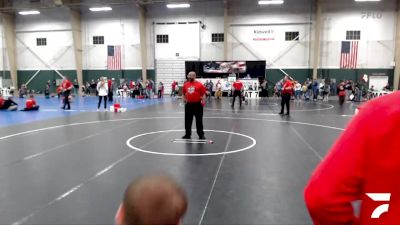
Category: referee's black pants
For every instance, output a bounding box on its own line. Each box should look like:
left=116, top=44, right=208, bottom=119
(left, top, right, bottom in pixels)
left=63, top=90, right=71, bottom=110
left=232, top=90, right=242, bottom=107
left=185, top=102, right=204, bottom=137
left=280, top=93, right=291, bottom=114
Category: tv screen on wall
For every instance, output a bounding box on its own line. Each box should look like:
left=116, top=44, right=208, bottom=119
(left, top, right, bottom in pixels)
left=185, top=61, right=265, bottom=79
left=203, top=61, right=247, bottom=74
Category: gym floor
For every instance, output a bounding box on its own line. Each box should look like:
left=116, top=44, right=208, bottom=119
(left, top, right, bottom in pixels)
left=0, top=96, right=359, bottom=225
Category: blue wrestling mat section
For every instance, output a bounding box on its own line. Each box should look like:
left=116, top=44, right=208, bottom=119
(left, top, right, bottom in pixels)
left=0, top=96, right=171, bottom=127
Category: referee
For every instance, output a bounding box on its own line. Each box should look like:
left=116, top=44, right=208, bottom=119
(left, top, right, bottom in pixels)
left=182, top=72, right=207, bottom=140
left=279, top=76, right=293, bottom=115
left=231, top=78, right=244, bottom=107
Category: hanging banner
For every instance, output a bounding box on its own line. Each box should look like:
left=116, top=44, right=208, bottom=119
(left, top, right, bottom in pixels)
left=253, top=29, right=275, bottom=41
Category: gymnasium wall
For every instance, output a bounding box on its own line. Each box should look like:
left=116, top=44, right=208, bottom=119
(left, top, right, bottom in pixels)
left=0, top=0, right=397, bottom=90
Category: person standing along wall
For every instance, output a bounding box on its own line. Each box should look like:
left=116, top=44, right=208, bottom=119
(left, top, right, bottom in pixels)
left=97, top=77, right=109, bottom=111
left=158, top=82, right=164, bottom=98
left=171, top=81, right=177, bottom=97
left=108, top=78, right=114, bottom=102
left=294, top=81, right=302, bottom=101
left=44, top=82, right=50, bottom=99
left=61, top=77, right=73, bottom=110
left=313, top=79, right=319, bottom=101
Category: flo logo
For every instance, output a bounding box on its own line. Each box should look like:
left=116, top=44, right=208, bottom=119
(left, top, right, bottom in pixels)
left=366, top=193, right=391, bottom=219
left=188, top=86, right=195, bottom=94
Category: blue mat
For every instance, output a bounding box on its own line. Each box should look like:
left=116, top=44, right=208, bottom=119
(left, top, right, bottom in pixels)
left=0, top=96, right=170, bottom=127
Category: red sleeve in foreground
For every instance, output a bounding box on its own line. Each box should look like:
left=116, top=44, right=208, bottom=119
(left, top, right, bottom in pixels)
left=304, top=106, right=372, bottom=225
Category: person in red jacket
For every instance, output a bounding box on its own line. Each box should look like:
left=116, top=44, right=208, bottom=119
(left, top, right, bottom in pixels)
left=338, top=82, right=346, bottom=106
left=182, top=71, right=206, bottom=140
left=304, top=91, right=400, bottom=225
left=279, top=76, right=293, bottom=115
left=61, top=76, right=73, bottom=110
left=171, top=81, right=177, bottom=97
left=115, top=175, right=188, bottom=225
left=22, top=94, right=39, bottom=111
left=232, top=79, right=244, bottom=107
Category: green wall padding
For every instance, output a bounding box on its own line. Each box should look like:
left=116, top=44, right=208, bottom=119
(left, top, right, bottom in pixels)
left=18, top=70, right=77, bottom=92
left=10, top=68, right=395, bottom=91
left=83, top=70, right=155, bottom=84
left=15, top=70, right=156, bottom=91
left=266, top=69, right=312, bottom=84
left=266, top=68, right=394, bottom=87
left=318, top=68, right=394, bottom=85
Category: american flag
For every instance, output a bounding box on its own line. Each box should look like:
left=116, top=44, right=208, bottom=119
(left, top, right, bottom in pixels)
left=340, top=41, right=359, bottom=69
left=107, top=45, right=122, bottom=70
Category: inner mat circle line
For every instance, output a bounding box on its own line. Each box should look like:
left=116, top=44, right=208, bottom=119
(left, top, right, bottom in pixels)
left=126, top=130, right=256, bottom=157
left=0, top=117, right=344, bottom=141
left=201, top=103, right=334, bottom=113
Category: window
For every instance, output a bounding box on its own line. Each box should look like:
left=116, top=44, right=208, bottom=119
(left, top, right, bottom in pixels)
left=346, top=30, right=361, bottom=40
left=156, top=34, right=169, bottom=43
left=36, top=38, right=47, bottom=46
left=93, top=36, right=104, bottom=45
left=285, top=32, right=299, bottom=41
left=212, top=33, right=224, bottom=42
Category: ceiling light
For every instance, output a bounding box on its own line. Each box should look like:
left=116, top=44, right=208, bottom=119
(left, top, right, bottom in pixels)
left=166, top=3, right=190, bottom=8
left=89, top=7, right=112, bottom=12
left=258, top=0, right=284, bottom=5
left=18, top=10, right=40, bottom=15
left=355, top=0, right=381, bottom=1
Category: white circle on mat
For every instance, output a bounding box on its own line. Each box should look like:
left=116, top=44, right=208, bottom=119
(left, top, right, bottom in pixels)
left=126, top=129, right=256, bottom=157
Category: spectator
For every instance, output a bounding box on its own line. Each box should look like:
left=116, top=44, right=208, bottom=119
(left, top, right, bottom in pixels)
left=97, top=77, right=109, bottom=111
left=115, top=175, right=188, bottom=225
left=275, top=80, right=282, bottom=97
left=305, top=91, right=400, bottom=225
left=19, top=84, right=27, bottom=98
left=302, top=82, right=308, bottom=100
left=90, top=80, right=97, bottom=95
left=158, top=82, right=164, bottom=98
left=215, top=80, right=222, bottom=100
left=294, top=81, right=302, bottom=101
left=312, top=79, right=319, bottom=101
left=73, top=79, right=79, bottom=96
left=383, top=83, right=391, bottom=91
left=330, top=81, right=337, bottom=96
left=171, top=81, right=177, bottom=97
left=108, top=78, right=115, bottom=102
left=338, top=82, right=346, bottom=106
left=306, top=79, right=313, bottom=101
left=44, top=82, right=51, bottom=99
left=322, top=81, right=330, bottom=102
left=209, top=80, right=214, bottom=96
left=259, top=79, right=268, bottom=97
left=86, top=82, right=91, bottom=95
left=61, top=77, right=73, bottom=110
left=56, top=85, right=63, bottom=99
left=22, top=94, right=39, bottom=111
